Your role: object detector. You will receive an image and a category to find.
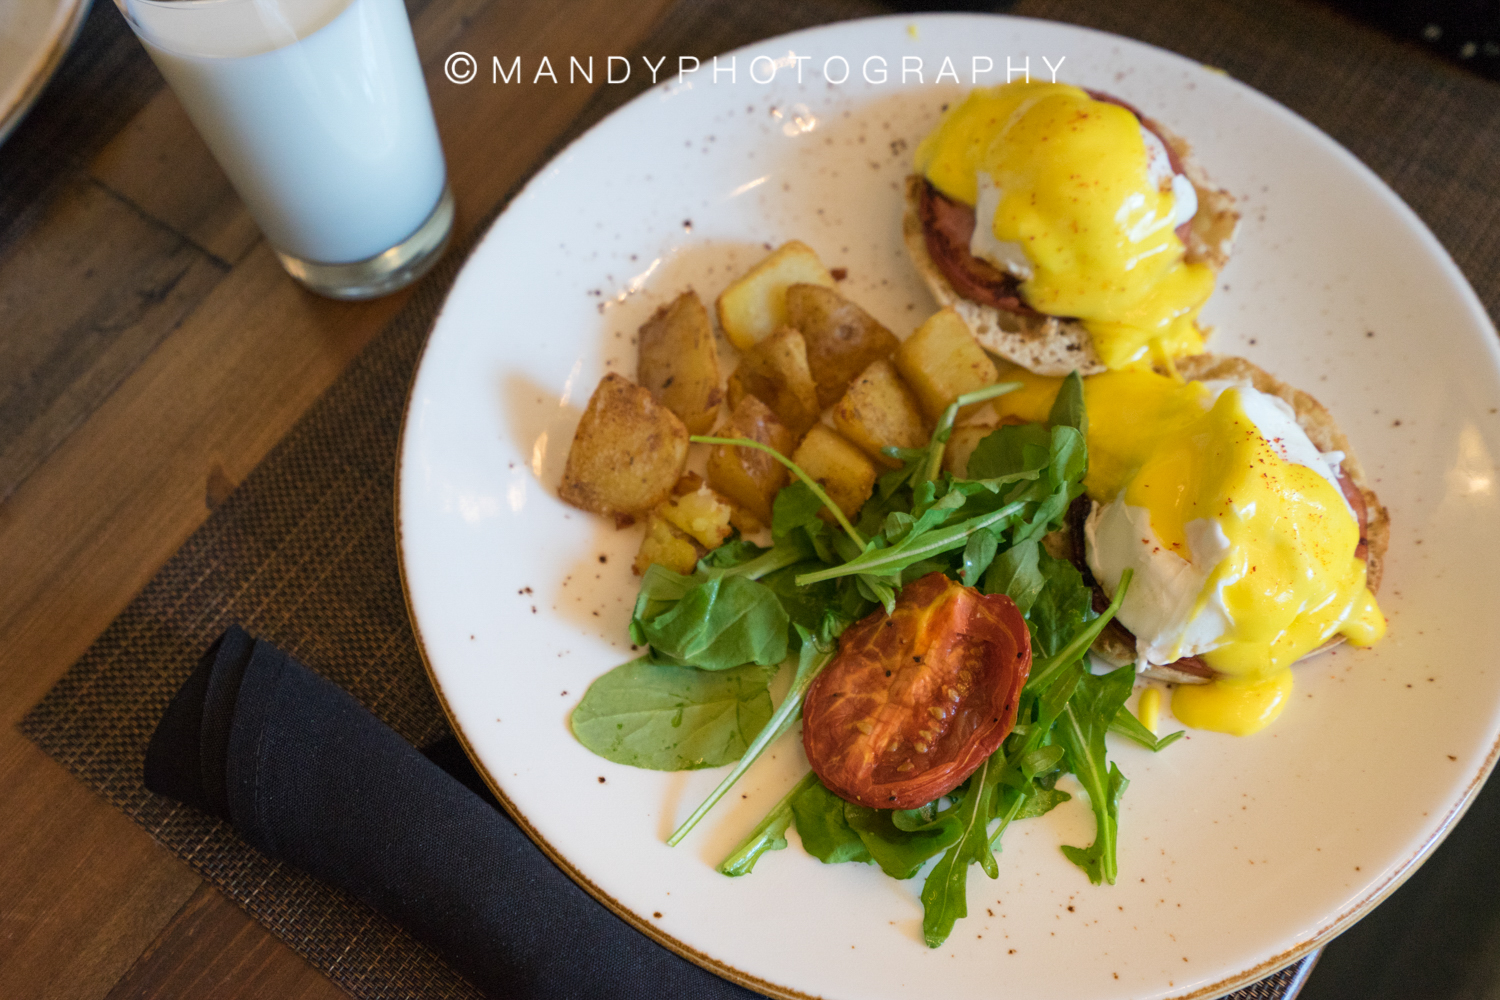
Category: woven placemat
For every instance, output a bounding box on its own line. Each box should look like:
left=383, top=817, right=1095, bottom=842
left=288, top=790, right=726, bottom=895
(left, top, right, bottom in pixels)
left=21, top=0, right=1498, bottom=997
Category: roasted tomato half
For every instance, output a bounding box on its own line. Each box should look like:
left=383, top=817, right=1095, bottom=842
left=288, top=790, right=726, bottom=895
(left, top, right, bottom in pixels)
left=802, top=572, right=1032, bottom=809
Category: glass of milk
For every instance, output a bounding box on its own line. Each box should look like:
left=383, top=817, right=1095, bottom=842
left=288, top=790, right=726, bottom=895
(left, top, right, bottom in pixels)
left=114, top=0, right=452, bottom=299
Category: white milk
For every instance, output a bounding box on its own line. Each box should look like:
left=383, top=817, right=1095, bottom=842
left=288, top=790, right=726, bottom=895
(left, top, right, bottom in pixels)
left=121, top=0, right=446, bottom=264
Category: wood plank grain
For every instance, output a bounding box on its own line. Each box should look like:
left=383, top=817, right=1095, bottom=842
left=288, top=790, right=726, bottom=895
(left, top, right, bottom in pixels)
left=0, top=175, right=227, bottom=502
left=101, top=887, right=349, bottom=1000
left=89, top=90, right=261, bottom=267
left=0, top=1, right=675, bottom=998
left=0, top=738, right=201, bottom=1000
left=0, top=0, right=162, bottom=257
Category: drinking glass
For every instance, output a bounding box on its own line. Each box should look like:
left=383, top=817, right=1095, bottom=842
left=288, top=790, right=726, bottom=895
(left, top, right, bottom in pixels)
left=114, top=0, right=453, bottom=299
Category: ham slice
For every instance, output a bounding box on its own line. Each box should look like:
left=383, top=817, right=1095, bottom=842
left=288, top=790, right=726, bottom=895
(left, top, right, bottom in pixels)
left=918, top=181, right=1035, bottom=314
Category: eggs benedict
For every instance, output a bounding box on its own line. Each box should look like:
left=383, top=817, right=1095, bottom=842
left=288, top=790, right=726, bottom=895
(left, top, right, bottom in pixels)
left=904, top=82, right=1239, bottom=375
left=986, top=354, right=1389, bottom=736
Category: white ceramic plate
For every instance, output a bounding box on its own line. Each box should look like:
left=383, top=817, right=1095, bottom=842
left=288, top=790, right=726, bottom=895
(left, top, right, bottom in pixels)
left=0, top=0, right=89, bottom=146
left=398, top=14, right=1500, bottom=1000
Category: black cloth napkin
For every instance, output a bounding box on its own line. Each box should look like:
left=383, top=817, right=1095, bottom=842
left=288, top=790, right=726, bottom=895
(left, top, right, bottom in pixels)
left=143, top=626, right=763, bottom=1000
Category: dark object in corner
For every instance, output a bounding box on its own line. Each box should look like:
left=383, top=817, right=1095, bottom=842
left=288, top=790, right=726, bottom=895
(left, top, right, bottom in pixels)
left=1326, top=0, right=1500, bottom=79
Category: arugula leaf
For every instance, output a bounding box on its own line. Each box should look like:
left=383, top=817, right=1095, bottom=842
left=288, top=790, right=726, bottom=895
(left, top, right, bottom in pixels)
left=1019, top=744, right=1065, bottom=778
left=950, top=419, right=1084, bottom=607
left=667, top=631, right=835, bottom=845
left=966, top=423, right=1053, bottom=482
left=758, top=562, right=867, bottom=639
left=898, top=558, right=951, bottom=585
left=960, top=530, right=999, bottom=587
left=629, top=564, right=698, bottom=633
left=881, top=510, right=917, bottom=543
left=1047, top=425, right=1087, bottom=491
left=570, top=657, right=777, bottom=770
left=718, top=770, right=821, bottom=876
left=758, top=479, right=845, bottom=566
left=703, top=535, right=813, bottom=581
left=791, top=780, right=874, bottom=865
left=917, top=381, right=1022, bottom=483
left=1026, top=568, right=1133, bottom=695
left=855, top=573, right=899, bottom=615
left=904, top=483, right=967, bottom=531
left=787, top=384, right=1081, bottom=595
left=873, top=448, right=927, bottom=505
left=1110, top=707, right=1186, bottom=752
left=795, top=501, right=1025, bottom=585
left=634, top=574, right=789, bottom=670
left=772, top=480, right=827, bottom=539
left=844, top=802, right=961, bottom=880
left=1055, top=663, right=1136, bottom=885
left=983, top=427, right=1084, bottom=550
left=920, top=756, right=999, bottom=947
left=1036, top=661, right=1086, bottom=737
left=987, top=660, right=1082, bottom=846
left=1022, top=546, right=1095, bottom=658
left=1014, top=785, right=1072, bottom=821
left=699, top=538, right=763, bottom=570
left=1047, top=370, right=1087, bottom=437
left=984, top=538, right=1044, bottom=615
left=891, top=802, right=940, bottom=830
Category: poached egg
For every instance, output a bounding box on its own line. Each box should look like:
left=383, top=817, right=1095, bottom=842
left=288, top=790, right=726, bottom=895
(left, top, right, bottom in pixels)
left=914, top=81, right=1217, bottom=370
left=993, top=367, right=1386, bottom=735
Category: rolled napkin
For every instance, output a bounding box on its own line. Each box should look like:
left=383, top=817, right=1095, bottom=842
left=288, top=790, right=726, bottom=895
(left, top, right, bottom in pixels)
left=143, top=627, right=764, bottom=1000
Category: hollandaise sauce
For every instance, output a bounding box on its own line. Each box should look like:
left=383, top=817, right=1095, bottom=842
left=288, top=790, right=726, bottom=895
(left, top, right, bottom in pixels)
left=914, top=82, right=1216, bottom=370
left=994, top=368, right=1386, bottom=735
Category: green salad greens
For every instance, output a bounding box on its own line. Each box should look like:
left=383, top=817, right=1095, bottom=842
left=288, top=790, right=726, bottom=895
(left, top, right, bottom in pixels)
left=570, top=374, right=1181, bottom=946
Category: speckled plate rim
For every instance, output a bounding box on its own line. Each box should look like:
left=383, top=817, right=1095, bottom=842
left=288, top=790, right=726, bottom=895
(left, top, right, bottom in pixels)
left=0, top=0, right=91, bottom=147
left=394, top=12, right=1500, bottom=1000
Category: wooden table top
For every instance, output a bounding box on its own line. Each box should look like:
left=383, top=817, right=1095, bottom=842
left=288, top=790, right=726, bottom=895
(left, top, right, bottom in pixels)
left=2, top=0, right=1496, bottom=997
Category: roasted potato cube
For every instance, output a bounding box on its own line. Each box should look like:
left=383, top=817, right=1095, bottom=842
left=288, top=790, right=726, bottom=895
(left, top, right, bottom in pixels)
left=558, top=373, right=689, bottom=521
left=786, top=283, right=901, bottom=408
left=706, top=395, right=794, bottom=524
left=634, top=513, right=703, bottom=575
left=676, top=471, right=765, bottom=536
left=895, top=307, right=1000, bottom=422
left=831, top=359, right=927, bottom=467
left=716, top=241, right=835, bottom=351
left=637, top=291, right=723, bottom=434
left=944, top=424, right=998, bottom=478
left=792, top=425, right=877, bottom=523
left=726, top=326, right=821, bottom=438
left=659, top=484, right=734, bottom=550
left=727, top=503, right=765, bottom=536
